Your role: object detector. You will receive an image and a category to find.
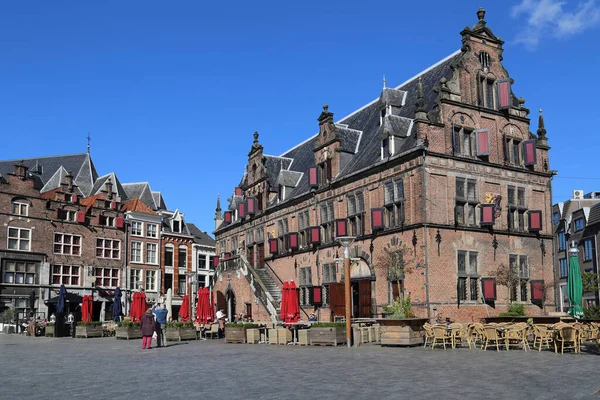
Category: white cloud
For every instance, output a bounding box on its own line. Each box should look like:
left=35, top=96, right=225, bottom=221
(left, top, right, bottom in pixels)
left=511, top=0, right=600, bottom=48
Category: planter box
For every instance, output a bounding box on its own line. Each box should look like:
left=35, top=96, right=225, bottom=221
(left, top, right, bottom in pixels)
left=376, top=318, right=428, bottom=346
left=225, top=327, right=246, bottom=343
left=297, top=329, right=310, bottom=346
left=166, top=327, right=197, bottom=341
left=45, top=325, right=54, bottom=337
left=310, top=327, right=346, bottom=346
left=115, top=326, right=142, bottom=340
left=246, top=328, right=260, bottom=344
left=268, top=328, right=278, bottom=345
left=277, top=328, right=292, bottom=345
left=75, top=325, right=103, bottom=338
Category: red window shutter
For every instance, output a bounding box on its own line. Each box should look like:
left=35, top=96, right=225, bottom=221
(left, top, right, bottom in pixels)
left=111, top=201, right=117, bottom=209
left=72, top=194, right=78, bottom=203
left=481, top=278, right=497, bottom=301
left=497, top=79, right=511, bottom=110
left=213, top=256, right=220, bottom=268
left=288, top=232, right=299, bottom=250
left=475, top=129, right=490, bottom=156
left=56, top=209, right=64, bottom=220
left=76, top=211, right=86, bottom=223
left=480, top=204, right=495, bottom=226
left=528, top=210, right=542, bottom=232
left=115, top=217, right=124, bottom=228
left=309, top=227, right=321, bottom=245
left=235, top=187, right=243, bottom=196
left=312, top=286, right=322, bottom=304
left=309, top=167, right=318, bottom=188
left=335, top=219, right=347, bottom=238
left=523, top=140, right=537, bottom=165
left=269, top=238, right=278, bottom=254
left=371, top=208, right=384, bottom=231
left=246, top=197, right=256, bottom=215
left=224, top=211, right=232, bottom=224
left=238, top=202, right=246, bottom=218
left=531, top=280, right=544, bottom=303
left=224, top=252, right=231, bottom=259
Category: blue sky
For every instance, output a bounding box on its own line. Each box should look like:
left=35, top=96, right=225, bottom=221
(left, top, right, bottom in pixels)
left=1, top=1, right=599, bottom=234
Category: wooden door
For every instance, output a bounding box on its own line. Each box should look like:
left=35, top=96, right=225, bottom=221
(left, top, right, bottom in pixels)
left=329, top=283, right=345, bottom=319
left=257, top=244, right=265, bottom=268
left=358, top=280, right=372, bottom=318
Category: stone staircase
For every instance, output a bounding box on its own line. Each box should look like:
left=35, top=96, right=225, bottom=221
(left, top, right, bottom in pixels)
left=254, top=268, right=282, bottom=305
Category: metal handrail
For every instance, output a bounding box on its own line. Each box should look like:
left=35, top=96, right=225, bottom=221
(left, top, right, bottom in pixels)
left=263, top=260, right=284, bottom=285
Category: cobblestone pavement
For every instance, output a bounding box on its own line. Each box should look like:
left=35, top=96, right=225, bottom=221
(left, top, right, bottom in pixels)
left=1, top=334, right=599, bottom=400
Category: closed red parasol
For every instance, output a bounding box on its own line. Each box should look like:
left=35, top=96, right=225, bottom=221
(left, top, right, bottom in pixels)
left=280, top=281, right=290, bottom=321
left=81, top=295, right=93, bottom=322
left=179, top=295, right=189, bottom=322
left=285, top=281, right=300, bottom=325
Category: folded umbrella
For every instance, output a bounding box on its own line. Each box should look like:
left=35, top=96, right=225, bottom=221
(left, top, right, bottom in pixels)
left=112, top=288, right=122, bottom=322
left=286, top=281, right=300, bottom=325
left=179, top=295, right=189, bottom=322
left=280, top=282, right=289, bottom=322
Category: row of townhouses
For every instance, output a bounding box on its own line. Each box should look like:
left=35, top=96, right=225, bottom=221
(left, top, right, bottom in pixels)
left=0, top=152, right=215, bottom=322
left=211, top=9, right=557, bottom=323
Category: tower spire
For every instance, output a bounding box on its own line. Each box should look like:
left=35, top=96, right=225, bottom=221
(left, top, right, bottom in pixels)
left=87, top=133, right=91, bottom=154
left=214, top=194, right=223, bottom=230
left=383, top=74, right=386, bottom=89
left=537, top=109, right=549, bottom=148
left=415, top=76, right=429, bottom=121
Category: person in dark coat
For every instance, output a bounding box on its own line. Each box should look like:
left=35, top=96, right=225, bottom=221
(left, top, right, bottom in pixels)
left=140, top=308, right=155, bottom=349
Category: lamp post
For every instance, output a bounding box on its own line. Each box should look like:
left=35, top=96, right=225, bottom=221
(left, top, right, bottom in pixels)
left=186, top=270, right=195, bottom=321
left=337, top=236, right=355, bottom=348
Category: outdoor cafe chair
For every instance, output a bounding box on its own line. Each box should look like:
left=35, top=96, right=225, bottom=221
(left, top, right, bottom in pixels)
left=206, top=323, right=219, bottom=339
left=533, top=325, right=554, bottom=352
left=449, top=323, right=472, bottom=349
left=470, top=323, right=485, bottom=349
left=554, top=324, right=579, bottom=354
left=482, top=324, right=506, bottom=352
left=505, top=325, right=529, bottom=351
left=423, top=323, right=434, bottom=348
left=431, top=325, right=452, bottom=350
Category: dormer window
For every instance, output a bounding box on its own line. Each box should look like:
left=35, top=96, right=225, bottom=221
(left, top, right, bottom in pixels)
left=318, top=160, right=332, bottom=186
left=379, top=105, right=391, bottom=125
left=381, top=137, right=394, bottom=160
left=278, top=185, right=285, bottom=202
left=173, top=220, right=181, bottom=233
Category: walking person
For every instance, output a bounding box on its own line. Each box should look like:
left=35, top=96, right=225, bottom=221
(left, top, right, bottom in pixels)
left=152, top=303, right=168, bottom=348
left=140, top=308, right=155, bottom=349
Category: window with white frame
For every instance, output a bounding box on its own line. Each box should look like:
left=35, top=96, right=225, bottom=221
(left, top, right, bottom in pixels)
left=146, top=270, right=157, bottom=291
left=95, top=267, right=119, bottom=287
left=146, top=243, right=157, bottom=264
left=198, top=256, right=207, bottom=270
left=131, top=221, right=143, bottom=236
left=173, top=220, right=181, bottom=233
left=178, top=246, right=187, bottom=268
left=11, top=200, right=29, bottom=216
left=53, top=233, right=81, bottom=255
left=130, top=268, right=142, bottom=289
left=64, top=210, right=77, bottom=222
left=96, top=238, right=120, bottom=259
left=4, top=261, right=36, bottom=284
left=146, top=223, right=158, bottom=238
left=52, top=264, right=80, bottom=286
left=457, top=251, right=479, bottom=302
left=509, top=254, right=529, bottom=302
left=165, top=245, right=174, bottom=267
left=8, top=227, right=31, bottom=251
left=455, top=178, right=478, bottom=226
left=131, top=241, right=143, bottom=263
left=299, top=266, right=313, bottom=306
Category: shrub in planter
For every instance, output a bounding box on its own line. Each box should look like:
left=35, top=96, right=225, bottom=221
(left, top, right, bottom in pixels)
left=310, top=322, right=346, bottom=346
left=77, top=321, right=103, bottom=327
left=117, top=321, right=141, bottom=328
left=76, top=321, right=103, bottom=338
left=115, top=321, right=142, bottom=339
left=166, top=322, right=196, bottom=341
left=499, top=303, right=526, bottom=317
left=310, top=322, right=345, bottom=328
left=225, top=323, right=260, bottom=343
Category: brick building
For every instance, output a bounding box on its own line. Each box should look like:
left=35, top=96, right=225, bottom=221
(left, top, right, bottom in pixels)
left=0, top=152, right=215, bottom=322
left=552, top=191, right=600, bottom=312
left=213, top=9, right=556, bottom=323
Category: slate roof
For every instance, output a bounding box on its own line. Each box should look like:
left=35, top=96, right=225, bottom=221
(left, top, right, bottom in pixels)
left=380, top=88, right=407, bottom=107
left=122, top=182, right=157, bottom=210
left=588, top=203, right=600, bottom=226
left=0, top=153, right=98, bottom=195
left=91, top=173, right=128, bottom=200
left=244, top=51, right=461, bottom=210
left=152, top=191, right=167, bottom=210
left=187, top=223, right=216, bottom=247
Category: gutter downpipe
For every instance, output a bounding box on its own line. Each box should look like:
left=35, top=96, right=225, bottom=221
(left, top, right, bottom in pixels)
left=423, top=147, right=431, bottom=320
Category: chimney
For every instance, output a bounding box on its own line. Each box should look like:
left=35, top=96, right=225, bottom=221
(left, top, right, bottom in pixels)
left=13, top=161, right=28, bottom=179
left=65, top=171, right=74, bottom=191
left=105, top=179, right=114, bottom=200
